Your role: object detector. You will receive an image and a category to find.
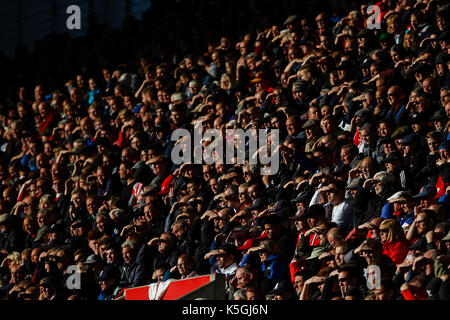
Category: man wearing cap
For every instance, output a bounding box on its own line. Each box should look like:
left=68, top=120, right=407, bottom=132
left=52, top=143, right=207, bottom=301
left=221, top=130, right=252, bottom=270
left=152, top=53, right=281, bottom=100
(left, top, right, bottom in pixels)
left=430, top=109, right=447, bottom=139
left=97, top=264, right=122, bottom=300
left=40, top=275, right=66, bottom=300
left=412, top=185, right=437, bottom=208
left=46, top=223, right=67, bottom=249
left=302, top=119, right=322, bottom=153
left=400, top=134, right=426, bottom=179
left=283, top=15, right=299, bottom=32
left=84, top=253, right=105, bottom=277
left=384, top=191, right=415, bottom=228
left=292, top=79, right=314, bottom=108
left=384, top=151, right=415, bottom=192
left=351, top=171, right=396, bottom=228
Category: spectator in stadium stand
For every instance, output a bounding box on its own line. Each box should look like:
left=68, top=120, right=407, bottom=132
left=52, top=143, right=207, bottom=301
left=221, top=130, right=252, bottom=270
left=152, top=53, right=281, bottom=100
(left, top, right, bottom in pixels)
left=119, top=240, right=147, bottom=288
left=378, top=219, right=411, bottom=265
left=97, top=264, right=122, bottom=300
left=1, top=0, right=450, bottom=301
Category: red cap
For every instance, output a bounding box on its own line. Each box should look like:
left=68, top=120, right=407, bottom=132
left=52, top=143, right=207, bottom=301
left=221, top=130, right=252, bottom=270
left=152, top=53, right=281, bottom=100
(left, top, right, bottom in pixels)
left=237, top=238, right=260, bottom=251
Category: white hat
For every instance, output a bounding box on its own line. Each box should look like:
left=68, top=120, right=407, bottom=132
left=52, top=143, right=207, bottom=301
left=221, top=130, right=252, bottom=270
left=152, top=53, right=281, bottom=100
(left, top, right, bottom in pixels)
left=387, top=191, right=411, bottom=203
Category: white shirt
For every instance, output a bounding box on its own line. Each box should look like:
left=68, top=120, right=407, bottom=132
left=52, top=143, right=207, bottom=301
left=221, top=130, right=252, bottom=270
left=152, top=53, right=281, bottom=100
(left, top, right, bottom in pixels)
left=324, top=201, right=354, bottom=229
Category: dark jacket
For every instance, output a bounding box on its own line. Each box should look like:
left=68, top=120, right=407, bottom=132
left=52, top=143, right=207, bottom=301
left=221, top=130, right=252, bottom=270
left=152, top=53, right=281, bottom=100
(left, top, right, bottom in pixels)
left=352, top=188, right=393, bottom=228
left=120, top=262, right=147, bottom=288
left=0, top=228, right=25, bottom=253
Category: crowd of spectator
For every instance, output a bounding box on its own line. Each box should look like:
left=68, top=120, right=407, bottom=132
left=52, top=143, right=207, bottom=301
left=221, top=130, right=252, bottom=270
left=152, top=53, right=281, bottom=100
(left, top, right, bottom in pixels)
left=0, top=0, right=450, bottom=301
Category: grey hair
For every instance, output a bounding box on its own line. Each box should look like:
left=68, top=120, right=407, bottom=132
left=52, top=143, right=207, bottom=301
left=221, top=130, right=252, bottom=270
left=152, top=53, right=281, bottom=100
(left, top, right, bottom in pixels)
left=374, top=171, right=396, bottom=185
left=121, top=240, right=136, bottom=250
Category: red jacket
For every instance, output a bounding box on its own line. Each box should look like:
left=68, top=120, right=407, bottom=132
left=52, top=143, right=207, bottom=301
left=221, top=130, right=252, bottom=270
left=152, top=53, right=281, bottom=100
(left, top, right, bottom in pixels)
left=382, top=239, right=410, bottom=265
left=39, top=111, right=58, bottom=136
left=401, top=288, right=428, bottom=300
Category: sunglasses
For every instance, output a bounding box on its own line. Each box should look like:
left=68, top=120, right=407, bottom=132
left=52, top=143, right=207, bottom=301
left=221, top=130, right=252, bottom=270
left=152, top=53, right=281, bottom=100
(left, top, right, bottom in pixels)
left=338, top=277, right=349, bottom=283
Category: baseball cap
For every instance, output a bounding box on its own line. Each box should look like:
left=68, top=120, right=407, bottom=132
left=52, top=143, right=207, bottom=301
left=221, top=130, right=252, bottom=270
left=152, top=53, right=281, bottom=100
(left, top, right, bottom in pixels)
left=379, top=137, right=395, bottom=145
left=34, top=226, right=50, bottom=242
left=387, top=191, right=412, bottom=203
left=48, top=223, right=66, bottom=234
left=301, top=119, right=320, bottom=129
left=384, top=151, right=403, bottom=163
left=39, top=276, right=58, bottom=288
left=97, top=265, right=120, bottom=281
left=270, top=280, right=295, bottom=296
left=430, top=109, right=446, bottom=121
left=291, top=191, right=311, bottom=204
left=336, top=60, right=353, bottom=70
left=0, top=214, right=14, bottom=225
left=217, top=243, right=239, bottom=259
left=284, top=15, right=299, bottom=26
left=399, top=134, right=417, bottom=145
left=391, top=126, right=410, bottom=139
left=237, top=238, right=261, bottom=251
left=412, top=185, right=437, bottom=198
left=441, top=231, right=450, bottom=242
left=306, top=246, right=327, bottom=260
left=439, top=142, right=448, bottom=151
left=141, top=184, right=161, bottom=197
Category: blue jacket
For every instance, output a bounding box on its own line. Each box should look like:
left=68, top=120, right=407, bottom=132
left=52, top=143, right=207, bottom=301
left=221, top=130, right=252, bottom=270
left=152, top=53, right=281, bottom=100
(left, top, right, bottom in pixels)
left=261, top=254, right=286, bottom=283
